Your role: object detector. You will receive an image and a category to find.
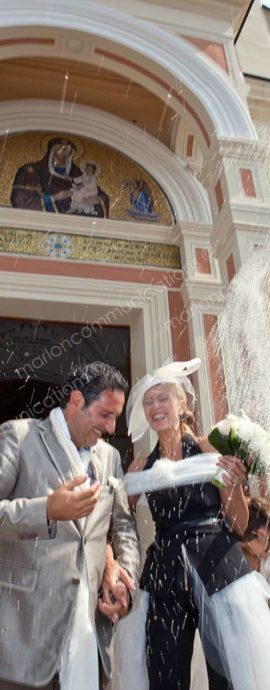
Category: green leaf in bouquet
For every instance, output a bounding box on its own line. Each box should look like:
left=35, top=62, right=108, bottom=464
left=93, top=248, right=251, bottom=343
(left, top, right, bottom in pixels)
left=228, top=427, right=242, bottom=454
left=228, top=427, right=250, bottom=461
left=208, top=428, right=232, bottom=455
left=228, top=426, right=238, bottom=452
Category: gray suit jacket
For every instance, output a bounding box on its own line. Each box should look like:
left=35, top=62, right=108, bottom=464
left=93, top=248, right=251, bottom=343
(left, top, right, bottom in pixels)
left=0, top=417, right=140, bottom=688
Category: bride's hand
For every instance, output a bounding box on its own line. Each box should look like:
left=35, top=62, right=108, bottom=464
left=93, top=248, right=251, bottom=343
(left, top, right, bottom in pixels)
left=217, top=455, right=247, bottom=489
left=98, top=546, right=135, bottom=623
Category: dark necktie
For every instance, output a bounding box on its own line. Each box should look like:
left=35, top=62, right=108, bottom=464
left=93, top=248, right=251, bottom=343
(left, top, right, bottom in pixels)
left=82, top=447, right=96, bottom=485
left=87, top=461, right=96, bottom=485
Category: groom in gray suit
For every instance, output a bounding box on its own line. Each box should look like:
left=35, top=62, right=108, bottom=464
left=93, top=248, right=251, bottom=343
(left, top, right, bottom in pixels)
left=0, top=362, right=140, bottom=689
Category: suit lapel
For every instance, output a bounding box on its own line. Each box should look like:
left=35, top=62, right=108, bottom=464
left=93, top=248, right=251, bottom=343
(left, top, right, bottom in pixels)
left=37, top=418, right=73, bottom=483
left=37, top=418, right=82, bottom=536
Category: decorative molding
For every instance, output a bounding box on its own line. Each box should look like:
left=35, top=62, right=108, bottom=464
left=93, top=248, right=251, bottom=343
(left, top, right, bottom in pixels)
left=198, top=138, right=270, bottom=190
left=0, top=255, right=183, bottom=289
left=87, top=0, right=247, bottom=29
left=0, top=271, right=174, bottom=419
left=210, top=203, right=270, bottom=258
left=225, top=203, right=270, bottom=226
left=0, top=100, right=212, bottom=225
left=245, top=76, right=270, bottom=104
left=180, top=278, right=224, bottom=305
left=0, top=227, right=181, bottom=269
left=0, top=207, right=179, bottom=245
left=214, top=138, right=269, bottom=162
left=179, top=222, right=213, bottom=240
left=200, top=138, right=269, bottom=180
left=178, top=223, right=221, bottom=282
left=0, top=269, right=168, bottom=308
left=0, top=1, right=257, bottom=142
left=235, top=228, right=270, bottom=271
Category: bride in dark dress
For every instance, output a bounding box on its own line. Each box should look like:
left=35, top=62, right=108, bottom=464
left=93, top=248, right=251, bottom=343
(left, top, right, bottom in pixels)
left=113, top=360, right=270, bottom=690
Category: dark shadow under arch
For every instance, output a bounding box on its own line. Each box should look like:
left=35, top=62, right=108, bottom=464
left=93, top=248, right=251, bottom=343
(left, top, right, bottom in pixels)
left=0, top=319, right=133, bottom=468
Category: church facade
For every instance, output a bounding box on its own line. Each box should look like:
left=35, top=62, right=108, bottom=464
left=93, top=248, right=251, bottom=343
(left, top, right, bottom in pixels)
left=0, top=0, right=269, bottom=455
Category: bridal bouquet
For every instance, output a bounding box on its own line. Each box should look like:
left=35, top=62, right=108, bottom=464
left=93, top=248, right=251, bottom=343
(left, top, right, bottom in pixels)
left=208, top=411, right=270, bottom=489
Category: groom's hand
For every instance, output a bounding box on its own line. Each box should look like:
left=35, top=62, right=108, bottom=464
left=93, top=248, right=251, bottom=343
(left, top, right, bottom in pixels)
left=98, top=547, right=135, bottom=623
left=98, top=580, right=130, bottom=623
left=47, top=476, right=101, bottom=520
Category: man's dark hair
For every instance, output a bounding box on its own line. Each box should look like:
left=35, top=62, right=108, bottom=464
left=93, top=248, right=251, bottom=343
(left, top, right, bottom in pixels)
left=60, top=362, right=128, bottom=408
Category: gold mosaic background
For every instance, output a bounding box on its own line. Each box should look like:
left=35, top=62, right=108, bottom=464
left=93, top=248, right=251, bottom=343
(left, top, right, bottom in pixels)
left=0, top=228, right=180, bottom=269
left=0, top=131, right=174, bottom=225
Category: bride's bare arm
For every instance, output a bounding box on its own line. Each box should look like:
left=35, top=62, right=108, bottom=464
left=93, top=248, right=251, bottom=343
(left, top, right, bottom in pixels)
left=197, top=435, right=215, bottom=453
left=127, top=456, right=147, bottom=512
left=198, top=435, right=249, bottom=536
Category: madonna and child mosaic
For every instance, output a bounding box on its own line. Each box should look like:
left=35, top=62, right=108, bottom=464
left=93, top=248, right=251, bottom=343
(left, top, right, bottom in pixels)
left=0, top=132, right=174, bottom=225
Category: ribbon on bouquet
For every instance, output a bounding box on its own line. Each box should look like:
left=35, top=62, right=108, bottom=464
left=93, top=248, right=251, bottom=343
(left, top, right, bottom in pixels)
left=124, top=453, right=220, bottom=495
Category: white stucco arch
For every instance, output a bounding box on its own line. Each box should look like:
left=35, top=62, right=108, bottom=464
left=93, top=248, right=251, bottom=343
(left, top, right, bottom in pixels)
left=0, top=0, right=257, bottom=147
left=0, top=100, right=212, bottom=224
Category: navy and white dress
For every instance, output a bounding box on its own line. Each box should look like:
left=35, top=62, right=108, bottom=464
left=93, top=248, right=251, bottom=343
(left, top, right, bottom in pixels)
left=141, top=436, right=270, bottom=690
left=113, top=436, right=270, bottom=690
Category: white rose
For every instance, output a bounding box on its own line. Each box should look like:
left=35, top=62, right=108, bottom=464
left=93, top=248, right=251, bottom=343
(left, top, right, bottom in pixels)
left=259, top=441, right=270, bottom=468
left=227, top=413, right=241, bottom=431
left=238, top=419, right=253, bottom=444
left=249, top=428, right=266, bottom=454
left=216, top=418, right=231, bottom=435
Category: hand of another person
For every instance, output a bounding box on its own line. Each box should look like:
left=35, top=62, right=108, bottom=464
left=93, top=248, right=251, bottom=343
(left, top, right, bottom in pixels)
left=217, top=455, right=247, bottom=489
left=47, top=476, right=101, bottom=521
left=98, top=554, right=135, bottom=623
left=53, top=189, right=72, bottom=201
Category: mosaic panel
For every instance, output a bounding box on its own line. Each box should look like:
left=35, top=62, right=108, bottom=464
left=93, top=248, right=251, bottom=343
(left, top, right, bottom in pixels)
left=0, top=131, right=174, bottom=225
left=0, top=227, right=180, bottom=269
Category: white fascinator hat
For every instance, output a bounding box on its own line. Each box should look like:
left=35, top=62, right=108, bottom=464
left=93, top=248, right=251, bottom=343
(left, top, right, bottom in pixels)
left=126, top=358, right=201, bottom=442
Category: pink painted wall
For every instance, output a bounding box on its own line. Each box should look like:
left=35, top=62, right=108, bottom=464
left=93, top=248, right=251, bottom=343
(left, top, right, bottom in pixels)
left=186, top=134, right=194, bottom=157
left=203, top=313, right=228, bottom=422
left=0, top=38, right=55, bottom=47
left=184, top=37, right=229, bottom=73
left=195, top=248, right=211, bottom=274
left=168, top=291, right=190, bottom=361
left=0, top=255, right=182, bottom=287
left=240, top=168, right=256, bottom=198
